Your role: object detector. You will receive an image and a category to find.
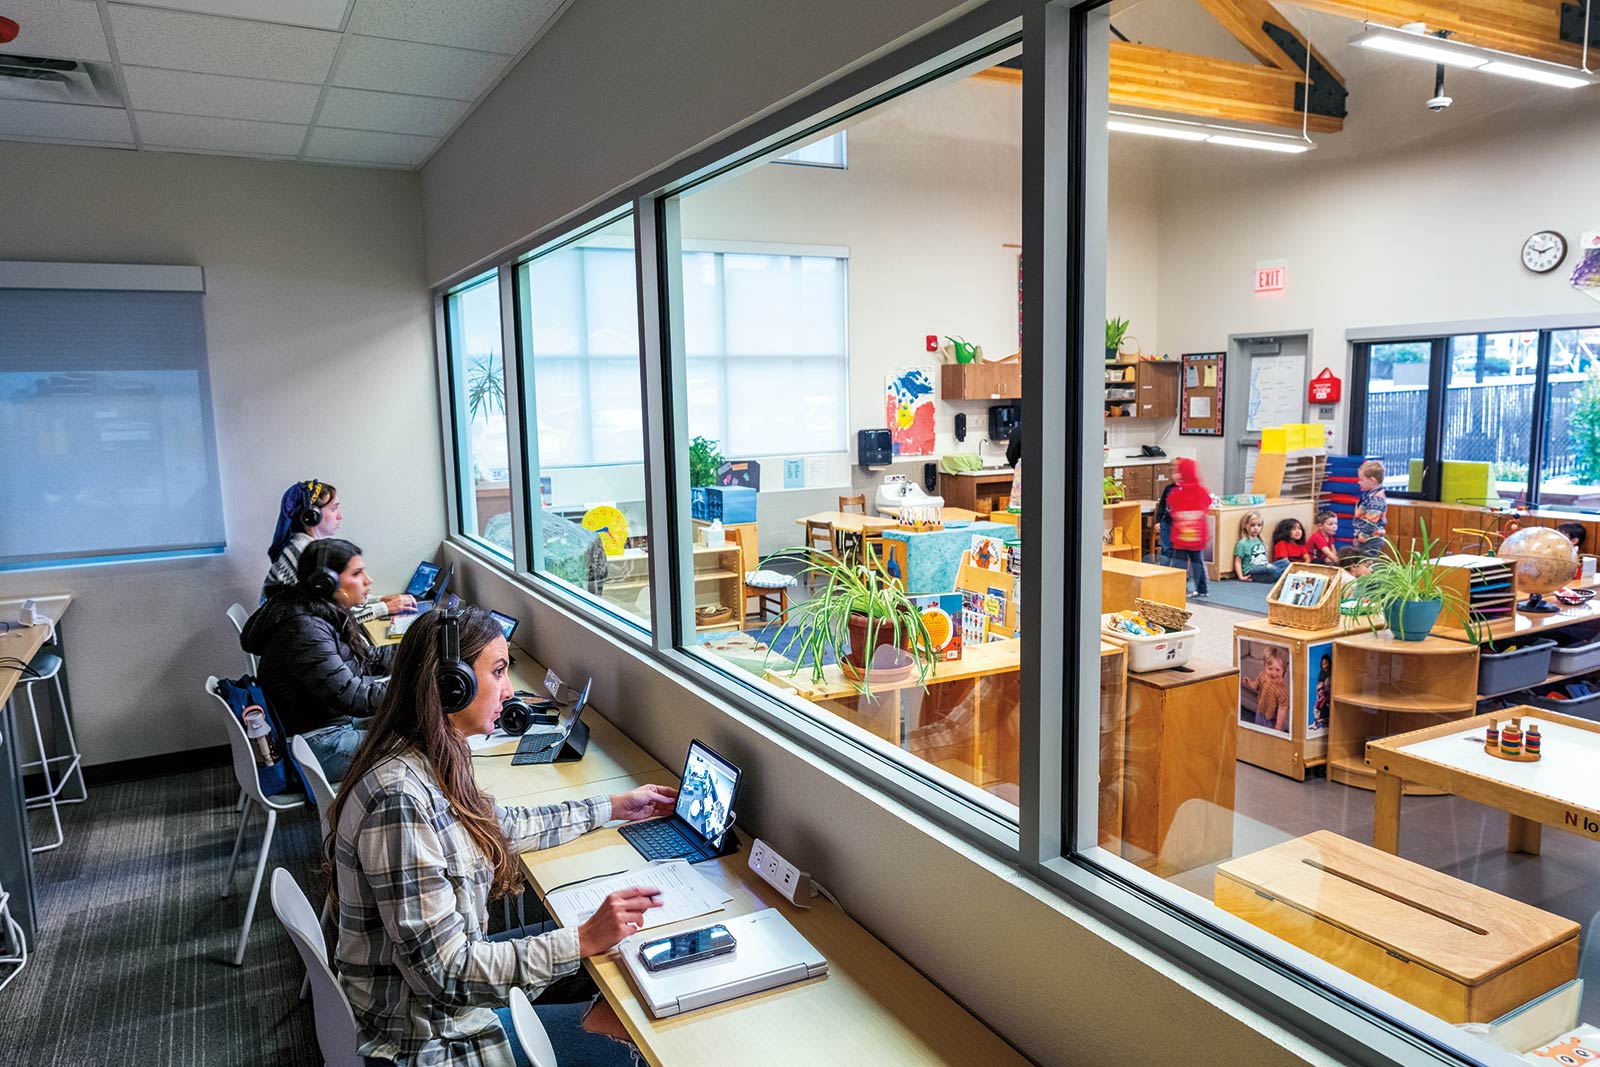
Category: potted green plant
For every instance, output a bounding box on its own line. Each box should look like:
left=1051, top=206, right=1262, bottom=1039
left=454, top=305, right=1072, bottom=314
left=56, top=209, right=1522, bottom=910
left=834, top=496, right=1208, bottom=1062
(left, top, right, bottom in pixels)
left=766, top=549, right=938, bottom=696
left=465, top=355, right=505, bottom=421
left=689, top=436, right=725, bottom=488
left=1106, top=317, right=1130, bottom=361
left=1350, top=523, right=1462, bottom=641
left=1103, top=475, right=1126, bottom=504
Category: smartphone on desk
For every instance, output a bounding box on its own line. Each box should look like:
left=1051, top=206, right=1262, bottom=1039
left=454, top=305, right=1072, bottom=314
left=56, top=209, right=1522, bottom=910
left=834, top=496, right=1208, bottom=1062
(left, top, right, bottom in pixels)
left=638, top=924, right=736, bottom=972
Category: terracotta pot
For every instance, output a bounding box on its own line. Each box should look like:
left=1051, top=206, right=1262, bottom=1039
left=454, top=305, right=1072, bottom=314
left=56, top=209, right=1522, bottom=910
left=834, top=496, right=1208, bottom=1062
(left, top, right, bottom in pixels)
left=843, top=610, right=912, bottom=673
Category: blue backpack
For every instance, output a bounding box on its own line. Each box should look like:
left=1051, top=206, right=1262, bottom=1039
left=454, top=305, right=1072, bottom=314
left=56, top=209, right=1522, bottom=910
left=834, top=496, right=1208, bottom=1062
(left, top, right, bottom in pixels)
left=214, top=675, right=304, bottom=799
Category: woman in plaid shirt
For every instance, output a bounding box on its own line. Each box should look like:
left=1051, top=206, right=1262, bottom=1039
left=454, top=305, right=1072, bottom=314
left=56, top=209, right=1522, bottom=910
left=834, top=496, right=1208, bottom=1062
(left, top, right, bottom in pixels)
left=329, top=606, right=678, bottom=1066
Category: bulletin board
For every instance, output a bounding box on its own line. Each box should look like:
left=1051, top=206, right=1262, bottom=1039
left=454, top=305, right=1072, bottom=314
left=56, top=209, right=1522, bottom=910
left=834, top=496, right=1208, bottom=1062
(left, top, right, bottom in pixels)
left=1180, top=352, right=1225, bottom=435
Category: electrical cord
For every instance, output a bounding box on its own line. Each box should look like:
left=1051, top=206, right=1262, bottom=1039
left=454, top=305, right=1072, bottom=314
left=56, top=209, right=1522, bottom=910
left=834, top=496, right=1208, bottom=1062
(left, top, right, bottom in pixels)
left=0, top=658, right=39, bottom=679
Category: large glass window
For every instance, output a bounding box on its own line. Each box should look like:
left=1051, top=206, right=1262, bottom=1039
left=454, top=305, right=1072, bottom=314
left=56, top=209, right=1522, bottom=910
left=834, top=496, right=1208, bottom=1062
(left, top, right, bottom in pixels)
left=1357, top=341, right=1432, bottom=492
left=444, top=271, right=511, bottom=558
left=1542, top=327, right=1600, bottom=507
left=1084, top=0, right=1600, bottom=1058
left=670, top=61, right=1024, bottom=817
left=517, top=215, right=653, bottom=630
left=1356, top=327, right=1600, bottom=508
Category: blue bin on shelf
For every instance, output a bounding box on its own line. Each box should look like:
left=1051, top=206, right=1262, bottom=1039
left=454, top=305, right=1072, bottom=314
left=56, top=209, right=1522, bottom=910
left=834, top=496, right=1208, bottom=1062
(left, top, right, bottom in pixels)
left=691, top=485, right=757, bottom=523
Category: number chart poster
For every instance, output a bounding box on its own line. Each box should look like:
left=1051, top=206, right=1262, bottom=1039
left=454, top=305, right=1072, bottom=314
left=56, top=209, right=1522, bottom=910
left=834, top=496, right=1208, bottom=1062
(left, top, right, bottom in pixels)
left=885, top=366, right=937, bottom=456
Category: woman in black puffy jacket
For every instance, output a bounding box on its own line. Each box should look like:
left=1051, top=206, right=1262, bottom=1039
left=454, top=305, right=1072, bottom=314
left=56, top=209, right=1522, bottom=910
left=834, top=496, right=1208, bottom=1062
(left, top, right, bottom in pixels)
left=241, top=538, right=395, bottom=781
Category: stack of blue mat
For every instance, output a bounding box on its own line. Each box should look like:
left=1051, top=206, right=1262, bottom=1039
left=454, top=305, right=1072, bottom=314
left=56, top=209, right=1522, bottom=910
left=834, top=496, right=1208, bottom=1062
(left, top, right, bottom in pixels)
left=1319, top=454, right=1373, bottom=551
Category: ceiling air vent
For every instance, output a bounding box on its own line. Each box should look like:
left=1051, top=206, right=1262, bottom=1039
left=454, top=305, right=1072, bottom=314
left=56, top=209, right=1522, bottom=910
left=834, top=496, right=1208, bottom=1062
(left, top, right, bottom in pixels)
left=0, top=55, right=124, bottom=107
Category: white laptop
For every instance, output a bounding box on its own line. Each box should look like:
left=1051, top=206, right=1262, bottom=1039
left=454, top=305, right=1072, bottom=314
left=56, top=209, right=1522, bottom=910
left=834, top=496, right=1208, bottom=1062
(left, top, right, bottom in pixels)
left=616, top=908, right=827, bottom=1018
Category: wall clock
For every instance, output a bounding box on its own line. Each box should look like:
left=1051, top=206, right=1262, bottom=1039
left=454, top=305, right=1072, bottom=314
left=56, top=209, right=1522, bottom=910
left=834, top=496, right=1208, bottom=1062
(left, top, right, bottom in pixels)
left=581, top=505, right=629, bottom=557
left=1522, top=231, right=1567, bottom=274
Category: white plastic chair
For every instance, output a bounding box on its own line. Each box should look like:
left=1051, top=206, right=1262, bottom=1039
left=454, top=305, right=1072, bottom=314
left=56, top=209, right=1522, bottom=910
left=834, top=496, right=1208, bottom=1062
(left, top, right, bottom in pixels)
left=291, top=734, right=339, bottom=999
left=271, top=868, right=362, bottom=1067
left=508, top=987, right=559, bottom=1067
left=226, top=604, right=257, bottom=814
left=207, top=676, right=305, bottom=966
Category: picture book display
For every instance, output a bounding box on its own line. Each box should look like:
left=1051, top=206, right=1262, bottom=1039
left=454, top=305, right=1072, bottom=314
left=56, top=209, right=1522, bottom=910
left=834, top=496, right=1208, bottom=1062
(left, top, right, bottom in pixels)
left=910, top=593, right=963, bottom=661
left=1279, top=571, right=1329, bottom=608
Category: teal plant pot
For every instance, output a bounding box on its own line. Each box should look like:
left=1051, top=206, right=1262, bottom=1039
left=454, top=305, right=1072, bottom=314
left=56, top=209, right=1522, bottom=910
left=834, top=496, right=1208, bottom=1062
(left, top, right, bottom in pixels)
left=1106, top=345, right=1118, bottom=361
left=1383, top=598, right=1443, bottom=642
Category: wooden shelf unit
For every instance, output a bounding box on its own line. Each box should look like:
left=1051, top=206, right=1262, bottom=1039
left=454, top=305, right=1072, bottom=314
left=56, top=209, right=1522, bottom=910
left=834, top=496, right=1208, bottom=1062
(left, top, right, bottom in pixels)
left=1099, top=641, right=1128, bottom=851
left=1327, top=632, right=1479, bottom=793
left=1233, top=616, right=1373, bottom=781
left=602, top=543, right=744, bottom=632
left=1102, top=501, right=1141, bottom=559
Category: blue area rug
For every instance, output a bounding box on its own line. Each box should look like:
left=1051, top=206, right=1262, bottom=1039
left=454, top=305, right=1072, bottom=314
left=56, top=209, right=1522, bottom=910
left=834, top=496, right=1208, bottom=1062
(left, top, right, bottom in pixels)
left=1199, top=577, right=1273, bottom=614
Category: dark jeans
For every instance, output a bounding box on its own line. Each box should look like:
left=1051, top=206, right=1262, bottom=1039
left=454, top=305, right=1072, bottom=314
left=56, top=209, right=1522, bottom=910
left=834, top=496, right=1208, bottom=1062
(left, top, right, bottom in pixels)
left=1163, top=548, right=1209, bottom=594
left=1242, top=561, right=1288, bottom=583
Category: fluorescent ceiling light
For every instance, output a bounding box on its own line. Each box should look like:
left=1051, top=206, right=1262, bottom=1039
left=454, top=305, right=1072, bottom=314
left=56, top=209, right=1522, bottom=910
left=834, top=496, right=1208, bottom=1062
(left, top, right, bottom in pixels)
left=1480, top=60, right=1592, bottom=88
left=1352, top=31, right=1486, bottom=68
left=1349, top=23, right=1595, bottom=87
left=1107, top=118, right=1208, bottom=141
left=1205, top=134, right=1313, bottom=154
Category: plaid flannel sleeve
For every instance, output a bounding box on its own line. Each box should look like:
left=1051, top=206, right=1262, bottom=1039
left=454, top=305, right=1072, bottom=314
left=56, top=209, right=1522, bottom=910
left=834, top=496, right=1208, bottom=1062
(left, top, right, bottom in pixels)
left=357, top=790, right=579, bottom=1007
left=498, top=796, right=612, bottom=856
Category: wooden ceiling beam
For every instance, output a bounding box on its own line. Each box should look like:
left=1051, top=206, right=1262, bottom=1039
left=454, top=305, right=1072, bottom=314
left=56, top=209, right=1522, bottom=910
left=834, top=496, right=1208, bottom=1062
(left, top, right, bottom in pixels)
left=1109, top=42, right=1344, bottom=132
left=973, top=48, right=1343, bottom=132
left=1280, top=0, right=1581, bottom=66
left=1198, top=0, right=1345, bottom=83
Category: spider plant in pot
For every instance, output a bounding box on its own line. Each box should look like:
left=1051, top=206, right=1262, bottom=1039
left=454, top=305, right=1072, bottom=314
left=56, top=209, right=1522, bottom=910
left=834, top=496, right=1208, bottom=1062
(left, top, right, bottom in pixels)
left=766, top=549, right=938, bottom=696
left=1349, top=523, right=1462, bottom=642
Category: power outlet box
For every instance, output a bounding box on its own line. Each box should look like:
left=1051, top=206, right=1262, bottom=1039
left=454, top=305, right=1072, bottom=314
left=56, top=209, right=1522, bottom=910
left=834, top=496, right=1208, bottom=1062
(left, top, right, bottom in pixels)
left=748, top=837, right=811, bottom=908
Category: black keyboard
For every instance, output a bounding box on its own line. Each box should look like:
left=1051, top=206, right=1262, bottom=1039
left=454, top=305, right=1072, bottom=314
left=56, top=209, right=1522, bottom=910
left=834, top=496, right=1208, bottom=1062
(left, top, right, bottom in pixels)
left=510, top=731, right=563, bottom=765
left=619, top=819, right=693, bottom=860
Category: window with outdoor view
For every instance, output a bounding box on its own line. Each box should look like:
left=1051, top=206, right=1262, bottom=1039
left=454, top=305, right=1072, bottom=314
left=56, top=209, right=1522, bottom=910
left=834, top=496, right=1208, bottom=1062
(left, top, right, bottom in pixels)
left=444, top=271, right=511, bottom=558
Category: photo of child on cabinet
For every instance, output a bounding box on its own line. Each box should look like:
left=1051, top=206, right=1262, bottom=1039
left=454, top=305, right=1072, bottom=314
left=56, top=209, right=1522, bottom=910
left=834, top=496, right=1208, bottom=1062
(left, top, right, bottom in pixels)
left=1238, top=638, right=1292, bottom=736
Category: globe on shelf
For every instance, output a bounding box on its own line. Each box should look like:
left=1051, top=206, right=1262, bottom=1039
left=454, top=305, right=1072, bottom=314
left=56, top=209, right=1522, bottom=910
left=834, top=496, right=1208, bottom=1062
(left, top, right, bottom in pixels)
left=1498, top=526, right=1578, bottom=614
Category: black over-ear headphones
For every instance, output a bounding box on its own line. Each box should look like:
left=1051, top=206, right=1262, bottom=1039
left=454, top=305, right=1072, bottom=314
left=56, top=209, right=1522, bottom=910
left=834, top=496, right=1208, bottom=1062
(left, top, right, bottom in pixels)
left=498, top=696, right=536, bottom=736
left=296, top=479, right=325, bottom=531
left=435, top=609, right=477, bottom=715
left=302, top=566, right=340, bottom=600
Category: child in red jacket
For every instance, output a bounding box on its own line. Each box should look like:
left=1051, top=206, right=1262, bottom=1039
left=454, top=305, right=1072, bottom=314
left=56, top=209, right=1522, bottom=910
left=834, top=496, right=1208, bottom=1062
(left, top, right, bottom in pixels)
left=1162, top=458, right=1213, bottom=598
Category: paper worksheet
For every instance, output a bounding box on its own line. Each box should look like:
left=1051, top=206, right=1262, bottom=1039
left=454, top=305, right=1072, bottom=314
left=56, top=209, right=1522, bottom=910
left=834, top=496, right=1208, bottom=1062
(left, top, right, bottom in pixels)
left=546, top=860, right=733, bottom=931
left=1203, top=366, right=1217, bottom=387
left=1189, top=396, right=1211, bottom=418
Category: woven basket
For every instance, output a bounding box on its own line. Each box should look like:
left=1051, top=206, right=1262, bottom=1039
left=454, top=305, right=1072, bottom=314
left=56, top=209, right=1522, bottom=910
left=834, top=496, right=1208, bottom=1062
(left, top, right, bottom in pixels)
left=1135, top=597, right=1192, bottom=632
left=1266, top=563, right=1342, bottom=630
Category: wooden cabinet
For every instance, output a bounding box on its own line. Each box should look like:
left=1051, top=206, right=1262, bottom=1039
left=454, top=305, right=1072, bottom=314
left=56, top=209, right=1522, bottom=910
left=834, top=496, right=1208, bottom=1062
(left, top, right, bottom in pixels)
left=1118, top=658, right=1238, bottom=876
left=940, top=362, right=1021, bottom=400
left=1102, top=558, right=1187, bottom=614
left=1134, top=362, right=1179, bottom=419
left=1109, top=464, right=1154, bottom=501
left=1099, top=642, right=1128, bottom=850
left=1151, top=462, right=1174, bottom=496
left=939, top=470, right=1014, bottom=515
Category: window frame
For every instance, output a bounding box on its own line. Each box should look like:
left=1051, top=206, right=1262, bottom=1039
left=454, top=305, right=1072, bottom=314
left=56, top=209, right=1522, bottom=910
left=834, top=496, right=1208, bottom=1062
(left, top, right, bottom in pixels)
left=427, top=3, right=1531, bottom=1062
left=440, top=268, right=519, bottom=563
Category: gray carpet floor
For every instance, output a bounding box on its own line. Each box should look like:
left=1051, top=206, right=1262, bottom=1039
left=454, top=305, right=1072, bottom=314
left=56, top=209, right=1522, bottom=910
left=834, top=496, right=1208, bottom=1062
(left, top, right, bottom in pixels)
left=2, top=765, right=323, bottom=1066
left=1, top=765, right=639, bottom=1067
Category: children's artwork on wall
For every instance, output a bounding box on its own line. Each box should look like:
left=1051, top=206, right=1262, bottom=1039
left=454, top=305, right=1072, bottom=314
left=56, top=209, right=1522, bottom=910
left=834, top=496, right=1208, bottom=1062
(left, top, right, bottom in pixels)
left=1238, top=636, right=1293, bottom=737
left=1572, top=241, right=1600, bottom=305
left=1307, top=641, right=1332, bottom=738
left=885, top=366, right=937, bottom=456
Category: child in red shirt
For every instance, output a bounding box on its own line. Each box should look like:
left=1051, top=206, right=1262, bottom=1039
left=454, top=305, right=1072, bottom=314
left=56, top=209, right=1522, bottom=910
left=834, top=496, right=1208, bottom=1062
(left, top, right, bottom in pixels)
left=1271, top=518, right=1310, bottom=563
left=1307, top=509, right=1339, bottom=565
left=1163, top=458, right=1213, bottom=598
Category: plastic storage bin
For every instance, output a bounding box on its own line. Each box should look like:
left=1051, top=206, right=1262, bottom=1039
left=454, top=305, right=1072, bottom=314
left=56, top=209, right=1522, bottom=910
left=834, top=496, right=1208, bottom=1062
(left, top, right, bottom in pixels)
left=690, top=485, right=757, bottom=523
left=1549, top=628, right=1600, bottom=677
left=1101, top=614, right=1197, bottom=673
left=1476, top=638, right=1556, bottom=697
left=1522, top=678, right=1600, bottom=721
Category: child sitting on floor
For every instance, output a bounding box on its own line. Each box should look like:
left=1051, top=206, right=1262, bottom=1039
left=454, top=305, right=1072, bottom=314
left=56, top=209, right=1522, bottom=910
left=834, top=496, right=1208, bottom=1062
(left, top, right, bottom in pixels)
left=1271, top=517, right=1311, bottom=564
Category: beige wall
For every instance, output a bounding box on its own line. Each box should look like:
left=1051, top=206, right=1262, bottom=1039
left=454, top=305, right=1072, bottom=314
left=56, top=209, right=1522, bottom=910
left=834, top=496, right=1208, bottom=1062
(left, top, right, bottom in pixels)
left=420, top=0, right=995, bottom=286
left=0, top=141, right=440, bottom=766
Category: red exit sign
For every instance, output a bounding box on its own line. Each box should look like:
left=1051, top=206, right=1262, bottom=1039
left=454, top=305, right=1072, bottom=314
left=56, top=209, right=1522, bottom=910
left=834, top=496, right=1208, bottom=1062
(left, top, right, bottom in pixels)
left=1255, top=265, right=1286, bottom=293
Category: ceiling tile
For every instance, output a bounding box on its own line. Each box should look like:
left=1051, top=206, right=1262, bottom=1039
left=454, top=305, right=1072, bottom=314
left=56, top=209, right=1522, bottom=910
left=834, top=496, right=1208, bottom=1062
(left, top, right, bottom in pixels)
left=0, top=0, right=110, bottom=62
left=346, top=0, right=564, bottom=55
left=111, top=0, right=351, bottom=32
left=332, top=35, right=505, bottom=101
left=0, top=99, right=133, bottom=143
left=108, top=5, right=340, bottom=83
left=316, top=87, right=468, bottom=136
left=305, top=125, right=435, bottom=166
left=123, top=66, right=321, bottom=124
left=136, top=110, right=307, bottom=155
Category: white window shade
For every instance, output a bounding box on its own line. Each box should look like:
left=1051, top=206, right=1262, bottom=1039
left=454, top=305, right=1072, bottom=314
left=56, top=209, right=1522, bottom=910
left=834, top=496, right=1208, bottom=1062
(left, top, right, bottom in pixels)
left=0, top=285, right=226, bottom=567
